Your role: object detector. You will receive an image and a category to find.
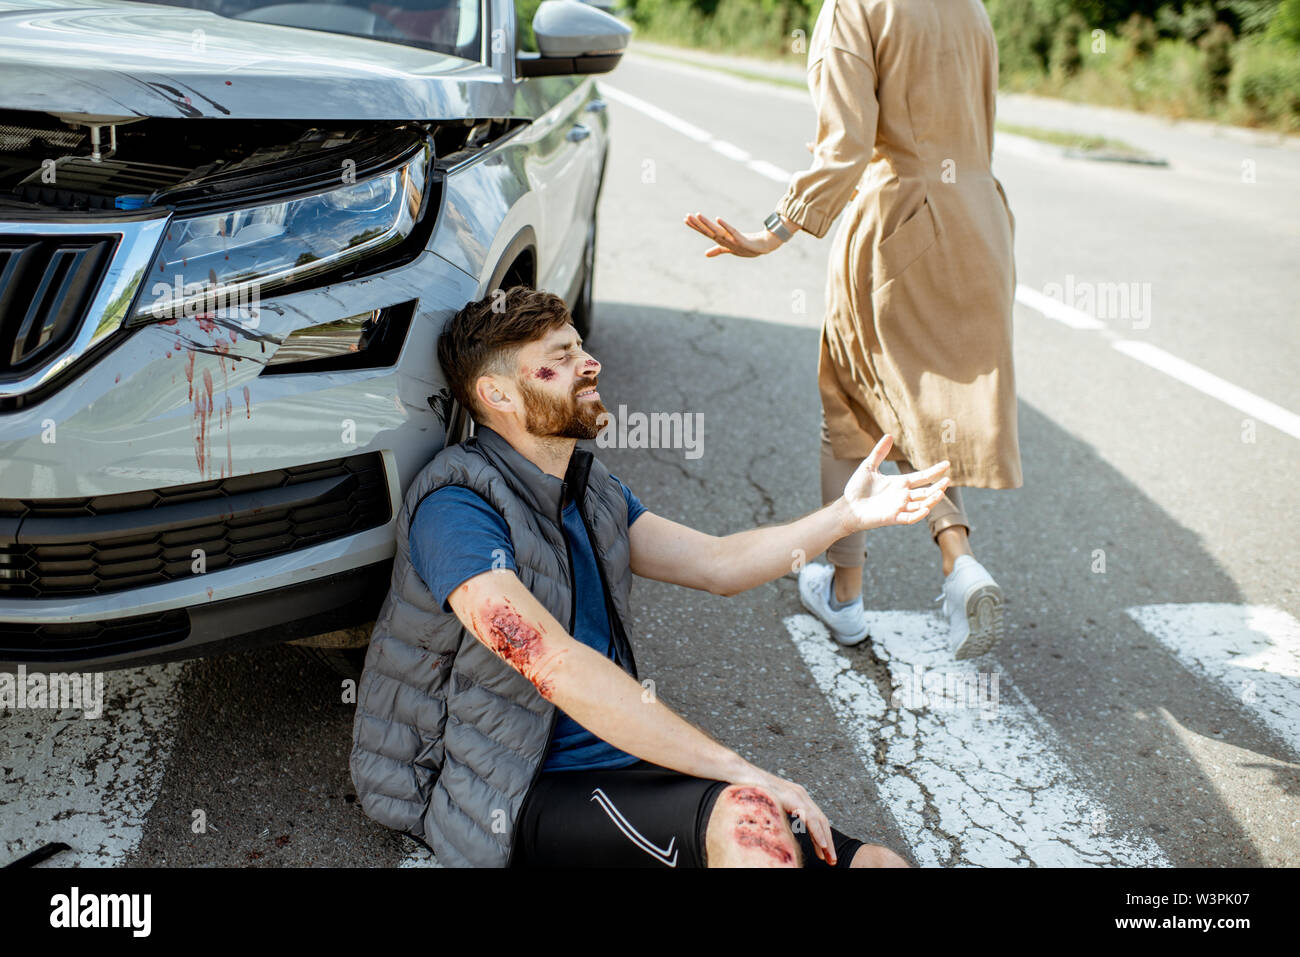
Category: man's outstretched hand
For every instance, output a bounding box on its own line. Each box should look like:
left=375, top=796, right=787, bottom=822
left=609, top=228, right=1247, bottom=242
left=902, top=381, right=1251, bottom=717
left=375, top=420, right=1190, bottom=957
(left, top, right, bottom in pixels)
left=840, top=434, right=951, bottom=532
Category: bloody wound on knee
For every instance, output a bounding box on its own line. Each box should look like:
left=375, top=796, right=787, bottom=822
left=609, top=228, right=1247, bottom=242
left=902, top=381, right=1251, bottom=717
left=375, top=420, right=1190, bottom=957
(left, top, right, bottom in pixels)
left=726, top=787, right=796, bottom=865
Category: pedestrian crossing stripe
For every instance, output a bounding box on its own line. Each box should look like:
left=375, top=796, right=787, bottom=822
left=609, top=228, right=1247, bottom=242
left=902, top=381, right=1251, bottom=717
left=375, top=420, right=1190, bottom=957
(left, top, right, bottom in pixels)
left=1125, top=603, right=1300, bottom=758
left=784, top=612, right=1171, bottom=867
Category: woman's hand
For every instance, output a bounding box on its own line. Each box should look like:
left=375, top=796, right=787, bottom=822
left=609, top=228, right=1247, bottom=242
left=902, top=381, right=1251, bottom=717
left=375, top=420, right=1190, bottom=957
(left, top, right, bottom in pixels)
left=840, top=434, right=952, bottom=533
left=684, top=213, right=784, bottom=258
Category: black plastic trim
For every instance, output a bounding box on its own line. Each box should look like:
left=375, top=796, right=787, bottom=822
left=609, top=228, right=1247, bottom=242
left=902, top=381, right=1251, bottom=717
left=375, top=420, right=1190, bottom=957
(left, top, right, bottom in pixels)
left=515, top=53, right=624, bottom=77
left=0, top=559, right=392, bottom=671
left=259, top=300, right=417, bottom=376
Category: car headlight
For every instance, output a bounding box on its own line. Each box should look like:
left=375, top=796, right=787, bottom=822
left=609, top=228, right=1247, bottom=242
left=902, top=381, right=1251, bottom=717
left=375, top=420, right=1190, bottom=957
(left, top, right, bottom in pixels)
left=133, top=148, right=428, bottom=323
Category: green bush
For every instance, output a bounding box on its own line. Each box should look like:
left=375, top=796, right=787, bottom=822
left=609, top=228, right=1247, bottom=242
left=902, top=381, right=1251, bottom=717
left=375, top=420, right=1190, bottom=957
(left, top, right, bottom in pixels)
left=516, top=0, right=544, bottom=51
left=1155, top=1, right=1217, bottom=41
left=985, top=0, right=1064, bottom=75
left=624, top=0, right=822, bottom=57
left=1222, top=0, right=1283, bottom=35
left=1229, top=37, right=1300, bottom=126
left=1199, top=21, right=1235, bottom=99
left=1120, top=12, right=1159, bottom=62
left=1266, top=0, right=1300, bottom=43
left=619, top=0, right=1300, bottom=133
left=1051, top=12, right=1088, bottom=76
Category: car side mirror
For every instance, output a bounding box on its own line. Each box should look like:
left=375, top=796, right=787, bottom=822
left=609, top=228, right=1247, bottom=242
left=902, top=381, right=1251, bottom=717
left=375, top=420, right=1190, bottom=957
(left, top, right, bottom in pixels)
left=515, top=0, right=632, bottom=78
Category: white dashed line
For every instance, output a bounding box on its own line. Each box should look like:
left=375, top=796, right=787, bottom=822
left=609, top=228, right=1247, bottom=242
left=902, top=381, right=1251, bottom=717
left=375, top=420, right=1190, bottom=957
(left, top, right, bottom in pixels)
left=1, top=663, right=186, bottom=867
left=600, top=85, right=710, bottom=143
left=608, top=71, right=1298, bottom=443
left=746, top=158, right=792, bottom=183
left=709, top=139, right=751, bottom=162
left=784, top=612, right=1170, bottom=867
left=1014, top=284, right=1107, bottom=330
left=1109, top=341, right=1300, bottom=440
left=1126, top=603, right=1300, bottom=756
left=602, top=84, right=791, bottom=185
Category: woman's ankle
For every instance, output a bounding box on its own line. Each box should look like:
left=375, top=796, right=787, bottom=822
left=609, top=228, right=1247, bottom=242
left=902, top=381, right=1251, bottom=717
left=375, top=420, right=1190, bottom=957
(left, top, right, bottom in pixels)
left=831, top=565, right=863, bottom=604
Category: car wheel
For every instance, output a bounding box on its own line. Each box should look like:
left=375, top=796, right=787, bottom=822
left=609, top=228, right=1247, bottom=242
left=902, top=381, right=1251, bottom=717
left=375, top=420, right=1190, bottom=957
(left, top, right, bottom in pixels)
left=570, top=214, right=596, bottom=339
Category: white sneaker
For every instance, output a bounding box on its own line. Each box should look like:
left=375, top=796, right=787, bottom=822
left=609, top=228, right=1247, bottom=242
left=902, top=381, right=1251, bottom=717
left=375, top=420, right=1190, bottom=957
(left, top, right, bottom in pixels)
left=936, top=555, right=1005, bottom=660
left=798, top=562, right=869, bottom=647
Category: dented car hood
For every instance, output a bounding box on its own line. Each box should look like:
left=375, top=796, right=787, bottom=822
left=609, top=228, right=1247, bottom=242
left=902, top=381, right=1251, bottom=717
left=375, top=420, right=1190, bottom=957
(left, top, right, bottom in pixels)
left=0, top=0, right=513, bottom=120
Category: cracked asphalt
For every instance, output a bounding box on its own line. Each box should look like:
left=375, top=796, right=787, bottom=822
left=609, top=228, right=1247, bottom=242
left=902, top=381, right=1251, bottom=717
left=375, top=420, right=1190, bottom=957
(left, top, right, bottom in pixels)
left=3, top=48, right=1298, bottom=869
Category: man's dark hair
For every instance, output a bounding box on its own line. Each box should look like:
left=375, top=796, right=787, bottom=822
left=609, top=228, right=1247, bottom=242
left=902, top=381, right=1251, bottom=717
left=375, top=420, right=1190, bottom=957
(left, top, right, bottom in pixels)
left=437, top=286, right=573, bottom=421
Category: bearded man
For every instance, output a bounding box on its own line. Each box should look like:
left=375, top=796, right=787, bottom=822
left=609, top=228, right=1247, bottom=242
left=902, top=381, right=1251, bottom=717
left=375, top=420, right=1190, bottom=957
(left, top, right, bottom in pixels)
left=350, top=286, right=951, bottom=867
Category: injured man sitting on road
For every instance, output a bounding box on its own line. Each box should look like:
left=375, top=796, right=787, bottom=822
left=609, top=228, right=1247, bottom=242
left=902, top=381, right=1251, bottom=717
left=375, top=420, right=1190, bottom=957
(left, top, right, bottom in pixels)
left=350, top=286, right=951, bottom=868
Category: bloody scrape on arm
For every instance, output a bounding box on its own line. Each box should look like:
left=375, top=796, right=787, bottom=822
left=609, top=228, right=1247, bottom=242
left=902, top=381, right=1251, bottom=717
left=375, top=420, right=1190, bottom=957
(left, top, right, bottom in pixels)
left=447, top=568, right=762, bottom=786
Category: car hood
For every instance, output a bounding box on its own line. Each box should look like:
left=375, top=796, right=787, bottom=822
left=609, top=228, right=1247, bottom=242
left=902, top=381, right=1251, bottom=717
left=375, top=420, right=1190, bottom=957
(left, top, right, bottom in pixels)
left=0, top=0, right=513, bottom=120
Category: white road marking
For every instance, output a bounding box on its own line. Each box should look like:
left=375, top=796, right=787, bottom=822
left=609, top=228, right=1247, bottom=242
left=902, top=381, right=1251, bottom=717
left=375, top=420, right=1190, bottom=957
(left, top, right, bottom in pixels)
left=399, top=845, right=442, bottom=867
left=603, top=83, right=790, bottom=188
left=709, top=140, right=751, bottom=163
left=1012, top=285, right=1300, bottom=438
left=611, top=70, right=1294, bottom=441
left=746, top=158, right=791, bottom=183
left=624, top=49, right=810, bottom=105
left=1110, top=341, right=1300, bottom=440
left=600, top=85, right=710, bottom=143
left=1014, top=283, right=1107, bottom=330
left=1126, top=603, right=1300, bottom=756
left=0, top=663, right=186, bottom=867
left=784, top=612, right=1170, bottom=866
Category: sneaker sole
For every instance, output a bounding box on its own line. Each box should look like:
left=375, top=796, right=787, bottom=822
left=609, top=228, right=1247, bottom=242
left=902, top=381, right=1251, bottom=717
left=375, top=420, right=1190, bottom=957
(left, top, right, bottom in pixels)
left=953, top=583, right=1004, bottom=660
left=798, top=574, right=870, bottom=647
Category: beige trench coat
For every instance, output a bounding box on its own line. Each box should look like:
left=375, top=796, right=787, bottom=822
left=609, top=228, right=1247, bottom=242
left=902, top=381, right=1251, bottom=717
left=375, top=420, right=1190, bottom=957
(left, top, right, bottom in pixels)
left=778, top=0, right=1022, bottom=489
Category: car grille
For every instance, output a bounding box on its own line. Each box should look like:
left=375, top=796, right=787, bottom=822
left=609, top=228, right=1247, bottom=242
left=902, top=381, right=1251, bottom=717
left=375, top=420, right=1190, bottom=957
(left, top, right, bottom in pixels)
left=0, top=453, right=390, bottom=599
left=0, top=235, right=116, bottom=374
left=0, top=610, right=190, bottom=661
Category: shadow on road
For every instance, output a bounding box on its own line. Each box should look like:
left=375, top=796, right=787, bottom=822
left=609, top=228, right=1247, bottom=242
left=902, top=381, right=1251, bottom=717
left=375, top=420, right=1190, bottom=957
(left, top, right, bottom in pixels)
left=119, top=299, right=1292, bottom=867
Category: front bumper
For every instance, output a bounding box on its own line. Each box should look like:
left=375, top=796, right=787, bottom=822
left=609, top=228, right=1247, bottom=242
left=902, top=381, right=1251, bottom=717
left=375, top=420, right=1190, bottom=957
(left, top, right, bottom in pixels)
left=1, top=558, right=394, bottom=673
left=0, top=236, right=479, bottom=669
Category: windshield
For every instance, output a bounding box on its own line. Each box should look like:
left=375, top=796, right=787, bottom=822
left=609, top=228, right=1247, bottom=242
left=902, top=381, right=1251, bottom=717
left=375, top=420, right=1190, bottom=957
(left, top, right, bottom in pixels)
left=144, top=0, right=483, bottom=60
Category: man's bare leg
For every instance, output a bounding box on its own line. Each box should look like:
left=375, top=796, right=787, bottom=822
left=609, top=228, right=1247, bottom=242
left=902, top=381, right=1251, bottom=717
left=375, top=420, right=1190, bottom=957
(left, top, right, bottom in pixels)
left=704, top=784, right=910, bottom=868
left=704, top=785, right=802, bottom=867
left=850, top=844, right=910, bottom=867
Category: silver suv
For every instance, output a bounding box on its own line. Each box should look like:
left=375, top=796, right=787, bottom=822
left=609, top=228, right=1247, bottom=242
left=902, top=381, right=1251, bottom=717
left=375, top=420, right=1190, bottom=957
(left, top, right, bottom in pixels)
left=0, top=0, right=628, bottom=673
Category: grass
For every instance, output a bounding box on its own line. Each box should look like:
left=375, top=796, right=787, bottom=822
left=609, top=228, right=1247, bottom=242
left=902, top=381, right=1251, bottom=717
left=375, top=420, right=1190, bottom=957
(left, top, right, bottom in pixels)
left=625, top=2, right=1300, bottom=134
left=631, top=46, right=1155, bottom=157
left=994, top=122, right=1140, bottom=153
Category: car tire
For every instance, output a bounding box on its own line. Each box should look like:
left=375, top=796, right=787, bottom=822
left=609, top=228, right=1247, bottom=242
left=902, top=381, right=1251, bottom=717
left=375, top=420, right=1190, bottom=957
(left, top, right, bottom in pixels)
left=570, top=214, right=596, bottom=339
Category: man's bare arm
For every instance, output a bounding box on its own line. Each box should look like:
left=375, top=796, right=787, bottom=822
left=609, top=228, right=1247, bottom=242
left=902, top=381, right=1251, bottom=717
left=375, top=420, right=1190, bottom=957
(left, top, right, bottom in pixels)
left=629, top=506, right=852, bottom=596
left=630, top=434, right=951, bottom=596
left=446, top=566, right=839, bottom=861
left=448, top=567, right=752, bottom=779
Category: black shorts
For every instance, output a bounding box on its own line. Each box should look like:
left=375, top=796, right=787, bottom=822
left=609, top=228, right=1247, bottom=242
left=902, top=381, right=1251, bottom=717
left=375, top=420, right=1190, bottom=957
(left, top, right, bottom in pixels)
left=512, top=760, right=866, bottom=868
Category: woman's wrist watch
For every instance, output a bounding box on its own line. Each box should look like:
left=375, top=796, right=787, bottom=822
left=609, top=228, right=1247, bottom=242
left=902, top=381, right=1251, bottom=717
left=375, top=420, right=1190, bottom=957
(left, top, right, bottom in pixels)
left=764, top=211, right=794, bottom=243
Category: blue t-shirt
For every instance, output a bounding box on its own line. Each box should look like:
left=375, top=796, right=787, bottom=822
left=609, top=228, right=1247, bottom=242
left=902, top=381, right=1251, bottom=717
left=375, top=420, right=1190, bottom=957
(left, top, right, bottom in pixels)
left=409, top=475, right=647, bottom=772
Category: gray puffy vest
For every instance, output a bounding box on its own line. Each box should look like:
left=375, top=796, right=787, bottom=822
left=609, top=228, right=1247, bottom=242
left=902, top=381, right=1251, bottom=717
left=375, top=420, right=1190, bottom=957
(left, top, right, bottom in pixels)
left=349, top=425, right=639, bottom=867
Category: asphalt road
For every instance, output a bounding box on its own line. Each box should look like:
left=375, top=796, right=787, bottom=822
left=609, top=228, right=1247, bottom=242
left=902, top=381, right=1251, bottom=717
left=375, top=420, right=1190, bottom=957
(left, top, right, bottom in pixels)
left=3, top=48, right=1298, bottom=869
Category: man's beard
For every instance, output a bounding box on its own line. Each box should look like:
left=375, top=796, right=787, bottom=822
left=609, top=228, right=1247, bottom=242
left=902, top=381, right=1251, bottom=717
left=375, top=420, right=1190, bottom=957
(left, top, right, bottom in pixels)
left=518, top=378, right=608, bottom=440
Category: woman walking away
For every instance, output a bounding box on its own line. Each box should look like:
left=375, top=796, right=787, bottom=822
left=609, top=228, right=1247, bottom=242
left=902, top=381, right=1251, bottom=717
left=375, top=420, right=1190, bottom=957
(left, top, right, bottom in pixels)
left=685, top=0, right=1021, bottom=659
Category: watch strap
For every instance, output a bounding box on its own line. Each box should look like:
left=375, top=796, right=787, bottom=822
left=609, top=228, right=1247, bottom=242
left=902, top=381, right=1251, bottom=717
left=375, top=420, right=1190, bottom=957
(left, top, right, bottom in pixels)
left=764, top=211, right=793, bottom=242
